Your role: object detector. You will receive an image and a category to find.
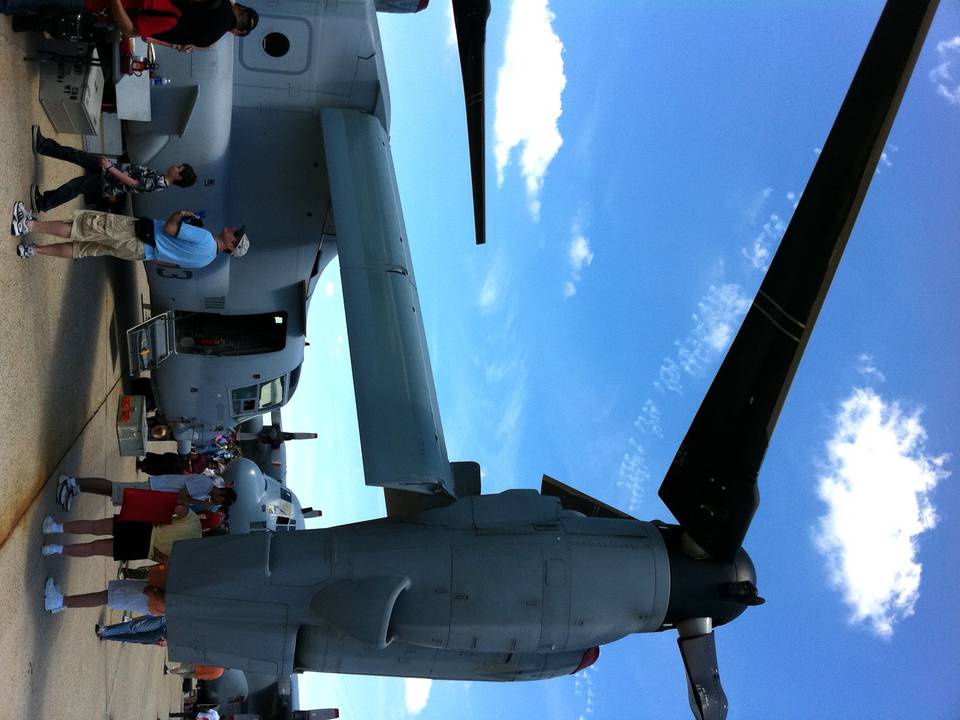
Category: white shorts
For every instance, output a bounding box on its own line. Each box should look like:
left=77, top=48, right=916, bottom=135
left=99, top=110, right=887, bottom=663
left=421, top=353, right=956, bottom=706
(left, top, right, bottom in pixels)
left=106, top=579, right=149, bottom=614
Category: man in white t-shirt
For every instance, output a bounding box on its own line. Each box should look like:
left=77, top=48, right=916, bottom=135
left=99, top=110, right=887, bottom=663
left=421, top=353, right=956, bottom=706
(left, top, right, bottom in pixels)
left=55, top=472, right=235, bottom=512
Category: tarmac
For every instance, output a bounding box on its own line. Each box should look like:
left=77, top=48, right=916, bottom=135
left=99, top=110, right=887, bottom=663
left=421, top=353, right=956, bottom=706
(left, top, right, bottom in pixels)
left=0, top=19, right=183, bottom=720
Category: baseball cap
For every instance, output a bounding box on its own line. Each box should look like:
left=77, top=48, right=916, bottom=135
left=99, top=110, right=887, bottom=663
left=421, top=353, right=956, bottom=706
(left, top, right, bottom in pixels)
left=232, top=226, right=250, bottom=258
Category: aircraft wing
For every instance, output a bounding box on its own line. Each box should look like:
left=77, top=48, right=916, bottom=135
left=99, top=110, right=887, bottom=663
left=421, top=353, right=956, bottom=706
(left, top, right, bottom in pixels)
left=658, top=0, right=939, bottom=562
left=322, top=108, right=455, bottom=498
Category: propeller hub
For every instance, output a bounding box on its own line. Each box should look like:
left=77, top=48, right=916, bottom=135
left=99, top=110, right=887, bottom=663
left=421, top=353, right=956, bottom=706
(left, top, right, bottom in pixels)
left=657, top=524, right=763, bottom=629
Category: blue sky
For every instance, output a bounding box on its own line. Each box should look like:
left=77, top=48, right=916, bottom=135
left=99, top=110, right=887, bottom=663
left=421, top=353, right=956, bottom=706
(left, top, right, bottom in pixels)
left=285, top=2, right=960, bottom=718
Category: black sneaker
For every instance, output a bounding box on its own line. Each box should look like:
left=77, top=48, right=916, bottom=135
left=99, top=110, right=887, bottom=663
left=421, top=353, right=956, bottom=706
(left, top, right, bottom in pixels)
left=30, top=184, right=44, bottom=214
left=31, top=125, right=45, bottom=154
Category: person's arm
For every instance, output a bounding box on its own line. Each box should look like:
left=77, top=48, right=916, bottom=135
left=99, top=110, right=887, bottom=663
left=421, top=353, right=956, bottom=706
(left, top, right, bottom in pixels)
left=108, top=0, right=137, bottom=37
left=163, top=209, right=197, bottom=237
left=99, top=157, right=140, bottom=188
left=145, top=38, right=199, bottom=52
left=142, top=585, right=166, bottom=615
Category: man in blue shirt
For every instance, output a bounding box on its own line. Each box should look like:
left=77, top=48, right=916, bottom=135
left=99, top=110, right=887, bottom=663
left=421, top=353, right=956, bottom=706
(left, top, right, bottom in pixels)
left=11, top=203, right=249, bottom=266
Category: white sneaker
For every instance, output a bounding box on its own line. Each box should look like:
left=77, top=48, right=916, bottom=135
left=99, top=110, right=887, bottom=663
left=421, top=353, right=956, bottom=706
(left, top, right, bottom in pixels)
left=56, top=475, right=79, bottom=511
left=44, top=577, right=64, bottom=613
left=10, top=201, right=32, bottom=237
left=41, top=515, right=60, bottom=534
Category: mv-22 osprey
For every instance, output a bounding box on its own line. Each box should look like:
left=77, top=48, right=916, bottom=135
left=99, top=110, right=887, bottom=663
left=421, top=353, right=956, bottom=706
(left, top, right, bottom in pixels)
left=135, top=1, right=940, bottom=718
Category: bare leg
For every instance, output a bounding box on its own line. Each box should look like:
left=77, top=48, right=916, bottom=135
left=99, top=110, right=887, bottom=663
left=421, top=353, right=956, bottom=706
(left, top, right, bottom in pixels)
left=32, top=243, right=74, bottom=259
left=63, top=590, right=108, bottom=609
left=26, top=219, right=73, bottom=238
left=62, top=518, right=115, bottom=535
left=75, top=477, right=114, bottom=497
left=62, top=539, right=113, bottom=558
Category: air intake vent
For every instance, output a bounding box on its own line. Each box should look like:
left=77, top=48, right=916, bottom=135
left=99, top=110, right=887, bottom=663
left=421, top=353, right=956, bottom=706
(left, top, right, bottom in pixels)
left=204, top=296, right=226, bottom=310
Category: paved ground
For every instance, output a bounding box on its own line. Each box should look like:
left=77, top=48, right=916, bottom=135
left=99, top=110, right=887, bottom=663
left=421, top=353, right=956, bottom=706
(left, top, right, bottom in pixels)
left=0, top=19, right=182, bottom=719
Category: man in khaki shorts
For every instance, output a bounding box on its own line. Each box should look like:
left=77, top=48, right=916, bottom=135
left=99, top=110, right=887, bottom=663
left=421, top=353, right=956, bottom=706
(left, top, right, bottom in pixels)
left=10, top=201, right=249, bottom=267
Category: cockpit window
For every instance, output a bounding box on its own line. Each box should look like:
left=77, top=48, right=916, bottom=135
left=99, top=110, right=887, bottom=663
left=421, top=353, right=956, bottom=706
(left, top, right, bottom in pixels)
left=232, top=375, right=286, bottom=417
left=288, top=363, right=302, bottom=398
left=259, top=377, right=284, bottom=409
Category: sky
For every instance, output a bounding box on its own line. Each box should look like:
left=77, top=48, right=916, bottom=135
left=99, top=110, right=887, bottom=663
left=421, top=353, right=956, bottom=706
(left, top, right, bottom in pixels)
left=283, top=2, right=960, bottom=718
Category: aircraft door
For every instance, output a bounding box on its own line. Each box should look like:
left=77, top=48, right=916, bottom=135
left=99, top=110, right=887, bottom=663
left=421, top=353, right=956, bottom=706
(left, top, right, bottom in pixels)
left=127, top=311, right=176, bottom=374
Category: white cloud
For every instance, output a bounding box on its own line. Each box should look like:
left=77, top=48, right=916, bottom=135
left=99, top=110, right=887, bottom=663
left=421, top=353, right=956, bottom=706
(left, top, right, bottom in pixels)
left=404, top=678, right=432, bottom=715
left=856, top=353, right=886, bottom=383
left=497, top=374, right=527, bottom=439
left=563, top=219, right=594, bottom=298
left=617, top=437, right=649, bottom=513
left=874, top=142, right=897, bottom=175
left=746, top=186, right=773, bottom=225
left=573, top=665, right=597, bottom=720
left=929, top=36, right=960, bottom=107
left=569, top=234, right=593, bottom=274
left=814, top=387, right=949, bottom=638
left=477, top=248, right=510, bottom=311
left=478, top=272, right=500, bottom=308
left=445, top=1, right=457, bottom=48
left=494, top=0, right=566, bottom=218
left=656, top=283, right=749, bottom=393
left=743, top=211, right=786, bottom=271
left=633, top=399, right=662, bottom=437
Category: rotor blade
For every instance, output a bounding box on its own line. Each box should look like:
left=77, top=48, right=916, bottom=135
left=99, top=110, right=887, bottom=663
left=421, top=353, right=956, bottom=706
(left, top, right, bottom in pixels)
left=658, top=0, right=940, bottom=562
left=270, top=410, right=282, bottom=429
left=283, top=432, right=319, bottom=441
left=452, top=0, right=490, bottom=245
left=678, top=631, right=727, bottom=720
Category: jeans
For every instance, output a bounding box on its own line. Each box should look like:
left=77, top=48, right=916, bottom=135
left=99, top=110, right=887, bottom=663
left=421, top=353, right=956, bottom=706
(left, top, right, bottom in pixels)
left=98, top=615, right=167, bottom=645
left=35, top=135, right=104, bottom=212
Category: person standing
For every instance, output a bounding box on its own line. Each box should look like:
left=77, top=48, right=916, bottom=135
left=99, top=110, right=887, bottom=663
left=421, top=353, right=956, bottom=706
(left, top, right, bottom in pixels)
left=147, top=0, right=257, bottom=51
left=29, top=126, right=195, bottom=212
left=40, top=509, right=201, bottom=564
left=55, top=472, right=234, bottom=511
left=11, top=203, right=249, bottom=266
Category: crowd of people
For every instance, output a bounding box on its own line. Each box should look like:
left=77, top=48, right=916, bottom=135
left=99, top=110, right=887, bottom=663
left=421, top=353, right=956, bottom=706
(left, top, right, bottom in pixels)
left=4, top=2, right=290, bottom=716
left=42, top=451, right=239, bottom=719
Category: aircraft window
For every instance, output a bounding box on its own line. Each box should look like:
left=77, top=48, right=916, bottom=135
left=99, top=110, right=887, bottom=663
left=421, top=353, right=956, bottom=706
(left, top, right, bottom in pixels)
left=280, top=487, right=292, bottom=502
left=175, top=311, right=287, bottom=357
left=259, top=376, right=285, bottom=410
left=262, top=32, right=290, bottom=58
left=232, top=375, right=285, bottom=416
left=288, top=364, right=302, bottom=398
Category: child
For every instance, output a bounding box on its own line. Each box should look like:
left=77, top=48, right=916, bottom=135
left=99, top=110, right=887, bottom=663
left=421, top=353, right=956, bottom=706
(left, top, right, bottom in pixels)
left=30, top=125, right=195, bottom=212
